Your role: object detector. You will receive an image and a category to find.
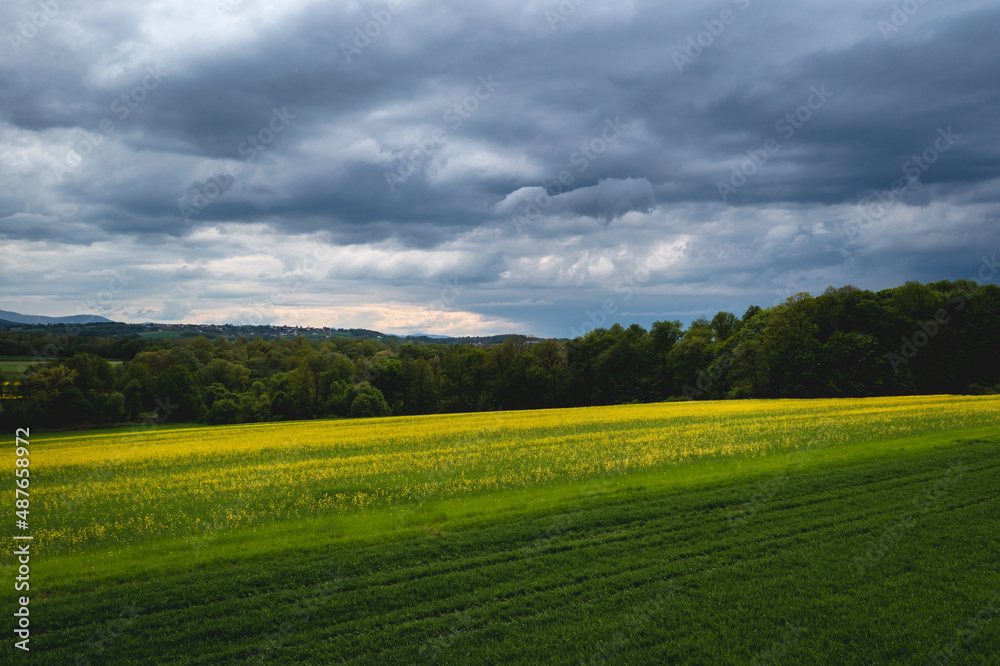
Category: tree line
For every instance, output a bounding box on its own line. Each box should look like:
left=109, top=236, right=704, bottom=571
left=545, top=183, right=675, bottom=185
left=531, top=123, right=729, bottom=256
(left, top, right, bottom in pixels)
left=1, top=279, right=998, bottom=430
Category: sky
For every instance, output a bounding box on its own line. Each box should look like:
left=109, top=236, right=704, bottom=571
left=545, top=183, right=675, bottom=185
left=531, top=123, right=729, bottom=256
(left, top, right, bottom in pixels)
left=1, top=0, right=999, bottom=338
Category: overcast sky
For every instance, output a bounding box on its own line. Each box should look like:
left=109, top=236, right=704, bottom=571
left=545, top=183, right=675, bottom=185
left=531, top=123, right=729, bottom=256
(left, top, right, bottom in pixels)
left=1, top=0, right=998, bottom=337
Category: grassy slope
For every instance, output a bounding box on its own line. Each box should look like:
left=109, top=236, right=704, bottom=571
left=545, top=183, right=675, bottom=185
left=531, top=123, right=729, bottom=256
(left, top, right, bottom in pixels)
left=23, top=427, right=1000, bottom=665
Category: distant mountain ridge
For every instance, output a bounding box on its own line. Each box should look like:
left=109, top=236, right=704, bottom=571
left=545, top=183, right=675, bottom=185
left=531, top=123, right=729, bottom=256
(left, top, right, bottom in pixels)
left=0, top=317, right=532, bottom=346
left=0, top=310, right=113, bottom=325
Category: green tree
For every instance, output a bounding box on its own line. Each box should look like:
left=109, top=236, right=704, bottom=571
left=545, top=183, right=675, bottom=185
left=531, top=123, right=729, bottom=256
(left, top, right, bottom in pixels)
left=269, top=390, right=300, bottom=420
left=440, top=347, right=487, bottom=412
left=768, top=331, right=820, bottom=398
left=119, top=360, right=155, bottom=405
left=665, top=334, right=712, bottom=398
left=349, top=384, right=391, bottom=418
left=207, top=398, right=240, bottom=425
left=531, top=339, right=569, bottom=407
left=289, top=354, right=332, bottom=417
left=23, top=365, right=88, bottom=425
left=66, top=353, right=114, bottom=392
left=202, top=383, right=236, bottom=410
left=742, top=305, right=763, bottom=321
left=123, top=379, right=144, bottom=419
left=401, top=356, right=439, bottom=414
left=26, top=365, right=78, bottom=402
left=710, top=311, right=741, bottom=342
left=816, top=331, right=887, bottom=397
left=157, top=366, right=202, bottom=421
left=198, top=359, right=250, bottom=393
left=95, top=392, right=126, bottom=423
left=253, top=393, right=272, bottom=422
left=649, top=320, right=684, bottom=398
left=237, top=393, right=257, bottom=423
left=592, top=324, right=652, bottom=404
left=650, top=320, right=683, bottom=355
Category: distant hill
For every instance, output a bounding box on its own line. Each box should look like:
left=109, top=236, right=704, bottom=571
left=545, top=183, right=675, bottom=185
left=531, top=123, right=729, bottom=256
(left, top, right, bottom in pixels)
left=0, top=310, right=113, bottom=325
left=0, top=318, right=531, bottom=346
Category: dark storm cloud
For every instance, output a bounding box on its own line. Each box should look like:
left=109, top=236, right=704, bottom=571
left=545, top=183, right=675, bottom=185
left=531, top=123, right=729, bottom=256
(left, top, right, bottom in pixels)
left=497, top=177, right=655, bottom=227
left=6, top=0, right=998, bottom=229
left=2, top=0, right=999, bottom=333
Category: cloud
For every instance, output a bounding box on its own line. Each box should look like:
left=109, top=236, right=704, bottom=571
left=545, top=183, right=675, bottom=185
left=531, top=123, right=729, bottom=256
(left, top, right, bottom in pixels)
left=496, top=177, right=655, bottom=227
left=1, top=0, right=999, bottom=335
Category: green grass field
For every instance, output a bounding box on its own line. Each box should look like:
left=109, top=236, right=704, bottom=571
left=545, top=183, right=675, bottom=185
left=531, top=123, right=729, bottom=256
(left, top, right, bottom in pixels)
left=0, top=357, right=121, bottom=377
left=5, top=397, right=1000, bottom=663
left=0, top=358, right=41, bottom=376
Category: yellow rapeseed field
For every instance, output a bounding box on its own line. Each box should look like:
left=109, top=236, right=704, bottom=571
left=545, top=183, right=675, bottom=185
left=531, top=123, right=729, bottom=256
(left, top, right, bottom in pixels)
left=11, top=395, right=1000, bottom=557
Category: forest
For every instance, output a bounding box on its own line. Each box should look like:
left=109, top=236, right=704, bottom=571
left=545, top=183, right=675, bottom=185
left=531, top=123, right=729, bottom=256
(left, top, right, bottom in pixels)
left=1, top=279, right=998, bottom=430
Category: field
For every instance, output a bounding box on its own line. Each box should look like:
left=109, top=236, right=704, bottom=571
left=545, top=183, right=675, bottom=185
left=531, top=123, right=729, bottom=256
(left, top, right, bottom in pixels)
left=0, top=356, right=122, bottom=377
left=0, top=358, right=42, bottom=376
left=5, top=395, right=1000, bottom=663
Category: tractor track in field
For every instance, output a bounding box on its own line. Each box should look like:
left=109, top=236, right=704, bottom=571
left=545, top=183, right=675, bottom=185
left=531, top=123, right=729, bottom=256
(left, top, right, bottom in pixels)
left=33, top=436, right=1000, bottom=664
